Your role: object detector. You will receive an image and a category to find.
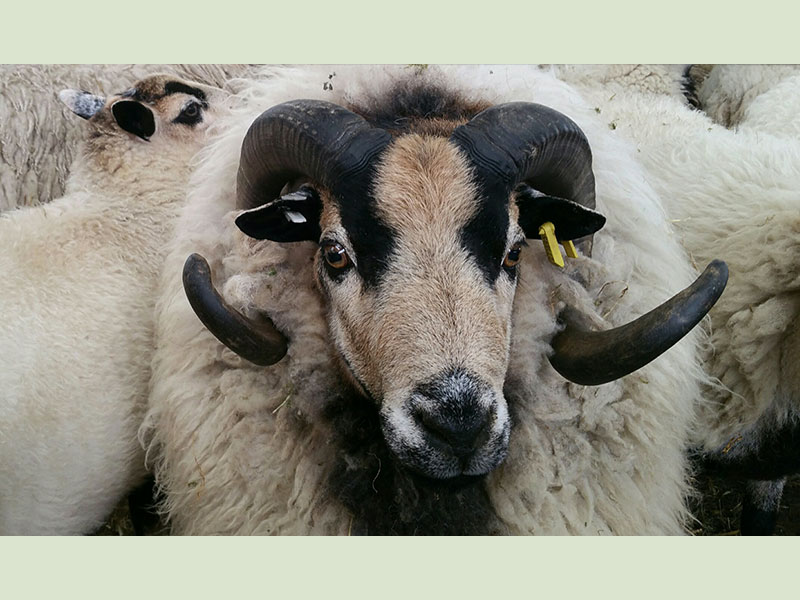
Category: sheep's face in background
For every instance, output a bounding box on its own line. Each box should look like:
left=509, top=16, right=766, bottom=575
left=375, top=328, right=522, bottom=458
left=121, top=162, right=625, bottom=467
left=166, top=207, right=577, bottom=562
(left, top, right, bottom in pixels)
left=313, top=135, right=520, bottom=479
left=59, top=74, right=227, bottom=174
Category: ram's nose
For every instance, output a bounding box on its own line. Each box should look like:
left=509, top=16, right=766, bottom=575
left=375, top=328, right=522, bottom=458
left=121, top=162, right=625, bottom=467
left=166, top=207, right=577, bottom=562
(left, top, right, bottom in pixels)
left=408, top=369, right=495, bottom=461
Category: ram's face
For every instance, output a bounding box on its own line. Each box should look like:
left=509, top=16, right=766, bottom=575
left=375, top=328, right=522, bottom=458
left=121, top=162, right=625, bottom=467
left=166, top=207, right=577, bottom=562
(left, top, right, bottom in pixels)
left=188, top=96, right=727, bottom=485
left=315, top=135, right=520, bottom=479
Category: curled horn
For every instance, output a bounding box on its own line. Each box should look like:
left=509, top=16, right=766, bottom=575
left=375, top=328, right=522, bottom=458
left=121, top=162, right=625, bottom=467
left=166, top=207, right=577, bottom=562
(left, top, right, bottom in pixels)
left=187, top=100, right=391, bottom=366
left=549, top=260, right=729, bottom=386
left=454, top=103, right=727, bottom=383
left=451, top=102, right=596, bottom=211
left=451, top=102, right=596, bottom=255
left=236, top=99, right=392, bottom=211
left=183, top=253, right=287, bottom=366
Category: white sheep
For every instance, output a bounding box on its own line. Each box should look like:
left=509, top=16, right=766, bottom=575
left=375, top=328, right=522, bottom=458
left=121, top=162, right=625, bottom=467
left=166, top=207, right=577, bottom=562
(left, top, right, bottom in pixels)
left=695, top=64, right=800, bottom=130
left=0, top=73, right=229, bottom=535
left=548, top=64, right=697, bottom=101
left=574, top=68, right=800, bottom=534
left=140, top=64, right=724, bottom=535
left=0, top=64, right=252, bottom=212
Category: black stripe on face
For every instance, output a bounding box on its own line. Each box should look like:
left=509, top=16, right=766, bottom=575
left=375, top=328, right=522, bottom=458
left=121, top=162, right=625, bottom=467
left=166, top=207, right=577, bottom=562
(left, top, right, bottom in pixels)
left=334, top=146, right=509, bottom=289
left=325, top=147, right=397, bottom=289
left=459, top=175, right=510, bottom=286
left=121, top=81, right=208, bottom=105
left=163, top=81, right=207, bottom=102
left=335, top=189, right=397, bottom=289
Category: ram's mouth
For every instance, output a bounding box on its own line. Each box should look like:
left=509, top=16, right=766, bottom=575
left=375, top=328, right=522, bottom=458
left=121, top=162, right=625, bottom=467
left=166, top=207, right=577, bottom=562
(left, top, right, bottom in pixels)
left=380, top=402, right=511, bottom=480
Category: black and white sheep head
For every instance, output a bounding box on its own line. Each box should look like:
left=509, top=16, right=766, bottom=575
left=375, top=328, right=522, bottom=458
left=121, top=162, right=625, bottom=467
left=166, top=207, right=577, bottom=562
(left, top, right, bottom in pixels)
left=59, top=73, right=226, bottom=151
left=183, top=98, right=729, bottom=481
left=283, top=135, right=525, bottom=478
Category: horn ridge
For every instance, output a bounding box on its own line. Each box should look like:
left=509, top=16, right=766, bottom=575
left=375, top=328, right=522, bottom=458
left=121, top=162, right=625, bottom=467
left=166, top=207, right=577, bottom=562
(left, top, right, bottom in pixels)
left=236, top=99, right=392, bottom=212
left=450, top=102, right=596, bottom=211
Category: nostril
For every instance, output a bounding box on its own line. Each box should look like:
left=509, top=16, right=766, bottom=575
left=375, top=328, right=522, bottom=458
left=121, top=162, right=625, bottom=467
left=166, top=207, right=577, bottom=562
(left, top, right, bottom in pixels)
left=413, top=402, right=493, bottom=458
left=409, top=368, right=497, bottom=460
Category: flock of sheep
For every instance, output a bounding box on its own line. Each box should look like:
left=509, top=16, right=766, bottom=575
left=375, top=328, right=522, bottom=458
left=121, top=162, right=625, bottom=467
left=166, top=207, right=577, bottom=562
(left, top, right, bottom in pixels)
left=0, top=64, right=797, bottom=535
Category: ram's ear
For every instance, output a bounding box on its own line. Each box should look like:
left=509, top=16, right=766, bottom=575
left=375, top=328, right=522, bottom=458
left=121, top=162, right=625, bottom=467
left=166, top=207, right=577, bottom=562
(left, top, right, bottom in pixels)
left=516, top=184, right=606, bottom=241
left=235, top=186, right=323, bottom=243
left=59, top=89, right=106, bottom=120
left=111, top=100, right=156, bottom=141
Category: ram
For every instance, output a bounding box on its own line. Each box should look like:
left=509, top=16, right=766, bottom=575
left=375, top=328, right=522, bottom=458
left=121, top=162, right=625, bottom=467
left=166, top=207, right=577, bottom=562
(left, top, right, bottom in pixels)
left=141, top=64, right=726, bottom=535
left=0, top=64, right=251, bottom=211
left=580, top=68, right=800, bottom=534
left=0, top=73, right=227, bottom=534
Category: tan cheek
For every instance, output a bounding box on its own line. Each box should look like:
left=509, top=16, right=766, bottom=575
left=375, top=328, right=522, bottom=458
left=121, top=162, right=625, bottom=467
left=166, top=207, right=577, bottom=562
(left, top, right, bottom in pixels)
left=496, top=286, right=516, bottom=355
left=318, top=264, right=387, bottom=396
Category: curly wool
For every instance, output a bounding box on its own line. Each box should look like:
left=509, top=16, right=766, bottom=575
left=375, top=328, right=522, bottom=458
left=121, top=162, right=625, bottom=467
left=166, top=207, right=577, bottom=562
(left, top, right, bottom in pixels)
left=548, top=64, right=694, bottom=101
left=142, top=65, right=706, bottom=535
left=583, top=83, right=800, bottom=451
left=695, top=64, right=800, bottom=130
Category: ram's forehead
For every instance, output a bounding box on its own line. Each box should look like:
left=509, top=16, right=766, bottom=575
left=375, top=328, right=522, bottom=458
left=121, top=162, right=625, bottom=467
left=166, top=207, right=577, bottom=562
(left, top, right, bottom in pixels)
left=371, top=135, right=480, bottom=233
left=325, top=133, right=513, bottom=288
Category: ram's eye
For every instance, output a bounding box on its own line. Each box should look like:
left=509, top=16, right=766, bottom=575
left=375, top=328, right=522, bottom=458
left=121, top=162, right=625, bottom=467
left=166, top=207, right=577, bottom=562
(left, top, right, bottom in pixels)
left=323, top=242, right=350, bottom=269
left=503, top=243, right=523, bottom=269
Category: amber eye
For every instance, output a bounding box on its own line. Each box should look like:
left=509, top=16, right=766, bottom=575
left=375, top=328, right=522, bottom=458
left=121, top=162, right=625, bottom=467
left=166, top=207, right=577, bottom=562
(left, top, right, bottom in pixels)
left=323, top=242, right=350, bottom=269
left=503, top=243, right=523, bottom=268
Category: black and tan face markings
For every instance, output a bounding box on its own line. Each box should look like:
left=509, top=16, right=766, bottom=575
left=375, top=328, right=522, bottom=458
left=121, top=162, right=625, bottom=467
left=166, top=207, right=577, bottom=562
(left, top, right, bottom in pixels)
left=322, top=209, right=522, bottom=290
left=119, top=80, right=207, bottom=104
left=331, top=198, right=396, bottom=288
left=303, top=134, right=519, bottom=485
left=171, top=99, right=205, bottom=126
left=163, top=81, right=207, bottom=103
left=164, top=82, right=208, bottom=126
left=460, top=190, right=513, bottom=285
left=118, top=78, right=209, bottom=127
left=315, top=158, right=397, bottom=289
left=317, top=144, right=523, bottom=291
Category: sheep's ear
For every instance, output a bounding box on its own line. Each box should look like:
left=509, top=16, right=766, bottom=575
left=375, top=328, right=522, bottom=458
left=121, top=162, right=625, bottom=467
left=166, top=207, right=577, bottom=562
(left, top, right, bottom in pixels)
left=516, top=184, right=606, bottom=242
left=59, top=89, right=106, bottom=120
left=235, top=187, right=322, bottom=243
left=111, top=100, right=156, bottom=141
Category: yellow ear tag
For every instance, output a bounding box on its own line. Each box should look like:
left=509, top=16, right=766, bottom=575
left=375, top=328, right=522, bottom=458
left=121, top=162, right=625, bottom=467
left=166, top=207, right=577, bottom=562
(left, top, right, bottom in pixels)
left=561, top=240, right=578, bottom=259
left=538, top=222, right=564, bottom=268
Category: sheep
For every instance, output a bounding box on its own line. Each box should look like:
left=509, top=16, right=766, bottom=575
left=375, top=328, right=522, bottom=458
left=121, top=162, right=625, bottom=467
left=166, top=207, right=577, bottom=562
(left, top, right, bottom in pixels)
left=694, top=64, right=800, bottom=130
left=140, top=64, right=727, bottom=535
left=547, top=64, right=699, bottom=103
left=0, top=64, right=253, bottom=212
left=571, top=68, right=800, bottom=534
left=0, top=73, right=229, bottom=535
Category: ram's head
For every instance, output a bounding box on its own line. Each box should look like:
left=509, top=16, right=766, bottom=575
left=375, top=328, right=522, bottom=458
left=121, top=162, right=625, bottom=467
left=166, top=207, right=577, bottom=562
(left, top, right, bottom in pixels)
left=184, top=99, right=727, bottom=480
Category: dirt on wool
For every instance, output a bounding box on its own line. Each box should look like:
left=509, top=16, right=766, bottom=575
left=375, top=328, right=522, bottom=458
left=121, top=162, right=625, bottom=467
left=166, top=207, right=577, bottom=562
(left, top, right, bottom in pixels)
left=688, top=469, right=800, bottom=536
